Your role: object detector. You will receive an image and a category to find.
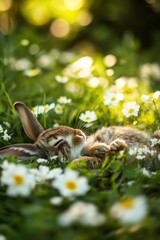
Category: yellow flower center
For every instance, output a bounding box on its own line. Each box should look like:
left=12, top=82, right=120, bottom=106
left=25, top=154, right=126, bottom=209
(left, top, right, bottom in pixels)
left=111, top=96, right=116, bottom=101
left=44, top=106, right=49, bottom=111
left=120, top=197, right=135, bottom=209
left=85, top=116, right=91, bottom=121
left=13, top=174, right=24, bottom=185
left=66, top=181, right=77, bottom=190
left=128, top=108, right=134, bottom=114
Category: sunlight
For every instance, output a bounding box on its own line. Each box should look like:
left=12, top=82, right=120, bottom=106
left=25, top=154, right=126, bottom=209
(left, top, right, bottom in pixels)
left=64, top=0, right=84, bottom=11
left=0, top=0, right=12, bottom=11
left=50, top=19, right=70, bottom=38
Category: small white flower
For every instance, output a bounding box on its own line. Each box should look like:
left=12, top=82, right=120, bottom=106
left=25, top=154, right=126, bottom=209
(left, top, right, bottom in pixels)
left=55, top=75, right=69, bottom=83
left=151, top=138, right=160, bottom=147
left=24, top=68, right=41, bottom=77
left=140, top=63, right=160, bottom=80
left=1, top=163, right=36, bottom=196
left=37, top=54, right=52, bottom=68
left=64, top=56, right=93, bottom=78
left=43, top=103, right=55, bottom=113
left=104, top=92, right=124, bottom=106
left=52, top=168, right=90, bottom=198
left=2, top=130, right=11, bottom=141
left=79, top=110, right=97, bottom=123
left=54, top=104, right=64, bottom=114
left=57, top=96, right=72, bottom=104
left=0, top=234, right=6, bottom=240
left=14, top=58, right=32, bottom=71
left=140, top=168, right=156, bottom=177
left=50, top=196, right=63, bottom=206
left=36, top=158, right=48, bottom=164
left=57, top=201, right=105, bottom=226
left=110, top=196, right=148, bottom=224
left=0, top=125, right=3, bottom=133
left=122, top=101, right=140, bottom=118
left=153, top=91, right=160, bottom=99
left=30, top=166, right=62, bottom=182
left=141, top=94, right=152, bottom=103
left=31, top=103, right=55, bottom=116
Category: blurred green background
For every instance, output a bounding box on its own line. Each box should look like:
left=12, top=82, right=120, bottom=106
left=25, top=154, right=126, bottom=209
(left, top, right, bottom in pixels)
left=1, top=0, right=160, bottom=54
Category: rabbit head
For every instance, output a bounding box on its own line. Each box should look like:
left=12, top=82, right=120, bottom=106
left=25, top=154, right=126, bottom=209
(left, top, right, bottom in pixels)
left=0, top=102, right=86, bottom=160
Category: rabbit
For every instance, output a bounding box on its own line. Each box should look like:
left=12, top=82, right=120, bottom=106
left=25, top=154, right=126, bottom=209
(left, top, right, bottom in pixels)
left=0, top=102, right=86, bottom=160
left=0, top=102, right=159, bottom=170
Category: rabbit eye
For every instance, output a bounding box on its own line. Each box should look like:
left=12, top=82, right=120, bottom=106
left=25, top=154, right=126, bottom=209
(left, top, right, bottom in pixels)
left=53, top=139, right=64, bottom=146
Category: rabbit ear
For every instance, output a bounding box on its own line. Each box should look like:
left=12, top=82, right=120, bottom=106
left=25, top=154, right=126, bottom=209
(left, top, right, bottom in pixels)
left=14, top=102, right=44, bottom=141
left=0, top=143, right=47, bottom=159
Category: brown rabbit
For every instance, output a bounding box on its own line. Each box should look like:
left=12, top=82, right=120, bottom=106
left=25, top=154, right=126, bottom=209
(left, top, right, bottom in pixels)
left=0, top=102, right=159, bottom=170
left=0, top=102, right=86, bottom=160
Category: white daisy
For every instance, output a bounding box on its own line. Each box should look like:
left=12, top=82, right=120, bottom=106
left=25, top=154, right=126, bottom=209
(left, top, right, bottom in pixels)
left=104, top=92, right=124, bottom=106
left=36, top=158, right=48, bottom=164
left=1, top=163, right=36, bottom=197
left=110, top=196, right=148, bottom=224
left=141, top=94, right=152, bottom=103
left=57, top=96, right=72, bottom=104
left=52, top=168, right=90, bottom=198
left=153, top=91, right=160, bottom=99
left=24, top=68, right=41, bottom=77
left=0, top=234, right=6, bottom=240
left=54, top=104, right=64, bottom=114
left=31, top=103, right=55, bottom=116
left=2, top=130, right=11, bottom=141
left=79, top=110, right=97, bottom=123
left=50, top=196, right=63, bottom=206
left=30, top=166, right=62, bottom=182
left=57, top=201, right=105, bottom=226
left=55, top=75, right=69, bottom=83
left=122, top=101, right=140, bottom=118
left=14, top=58, right=32, bottom=71
left=0, top=124, right=3, bottom=133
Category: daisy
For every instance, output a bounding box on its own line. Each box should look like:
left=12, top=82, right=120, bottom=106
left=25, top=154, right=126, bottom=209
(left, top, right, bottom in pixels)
left=54, top=104, right=64, bottom=114
left=50, top=196, right=63, bottom=206
left=122, top=101, right=140, bottom=118
left=110, top=196, right=148, bottom=224
left=141, top=94, right=152, bottom=103
left=31, top=103, right=55, bottom=116
left=55, top=75, right=69, bottom=83
left=57, top=96, right=72, bottom=104
left=14, top=58, right=32, bottom=71
left=57, top=201, right=105, bottom=226
left=2, top=129, right=11, bottom=141
left=24, top=68, right=41, bottom=77
left=36, top=158, right=48, bottom=164
left=153, top=91, right=160, bottom=99
left=104, top=92, right=124, bottom=106
left=0, top=125, right=3, bottom=133
left=30, top=166, right=62, bottom=182
left=79, top=110, right=97, bottom=123
left=1, top=163, right=36, bottom=197
left=52, top=168, right=90, bottom=198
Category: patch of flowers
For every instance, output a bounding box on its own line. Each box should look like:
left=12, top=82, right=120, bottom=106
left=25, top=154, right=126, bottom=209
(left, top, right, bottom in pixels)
left=0, top=124, right=11, bottom=141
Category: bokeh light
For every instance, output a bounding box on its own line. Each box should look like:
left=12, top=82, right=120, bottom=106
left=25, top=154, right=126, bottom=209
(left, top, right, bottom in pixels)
left=50, top=19, right=70, bottom=38
left=64, top=0, right=84, bottom=11
left=0, top=0, right=12, bottom=11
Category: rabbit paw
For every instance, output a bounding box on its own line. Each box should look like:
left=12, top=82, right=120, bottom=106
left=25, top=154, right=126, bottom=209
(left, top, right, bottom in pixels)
left=71, top=156, right=100, bottom=169
left=54, top=140, right=71, bottom=158
left=109, top=139, right=127, bottom=154
left=87, top=142, right=110, bottom=159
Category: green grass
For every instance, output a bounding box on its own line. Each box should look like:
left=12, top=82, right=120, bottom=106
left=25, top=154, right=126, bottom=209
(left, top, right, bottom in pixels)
left=0, top=31, right=160, bottom=240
